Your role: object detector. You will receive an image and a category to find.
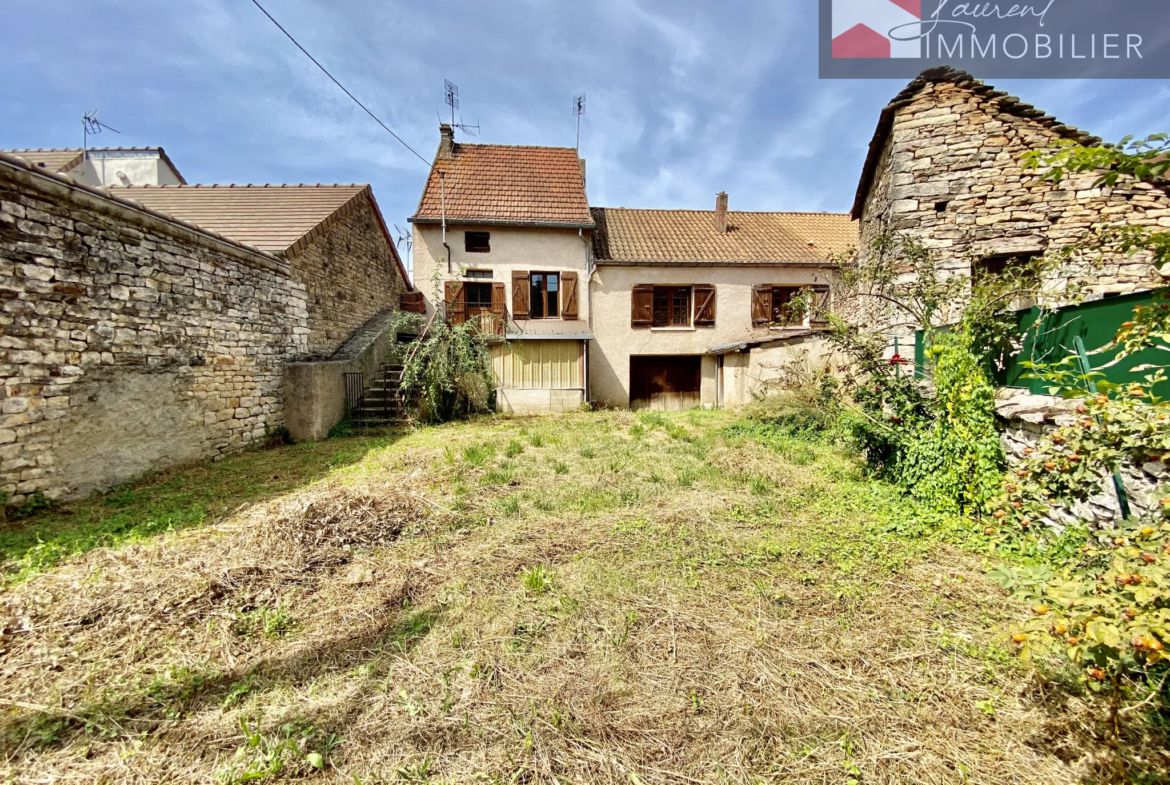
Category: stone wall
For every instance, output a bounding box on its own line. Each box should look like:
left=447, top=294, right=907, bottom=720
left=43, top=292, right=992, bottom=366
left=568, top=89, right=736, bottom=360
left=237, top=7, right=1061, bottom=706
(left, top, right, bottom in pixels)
left=858, top=75, right=1169, bottom=340
left=0, top=159, right=308, bottom=503
left=996, top=389, right=1167, bottom=527
left=291, top=196, right=409, bottom=358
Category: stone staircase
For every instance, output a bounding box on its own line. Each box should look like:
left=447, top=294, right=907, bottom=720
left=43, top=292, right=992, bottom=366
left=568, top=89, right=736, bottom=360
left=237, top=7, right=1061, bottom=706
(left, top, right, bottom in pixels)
left=351, top=363, right=407, bottom=426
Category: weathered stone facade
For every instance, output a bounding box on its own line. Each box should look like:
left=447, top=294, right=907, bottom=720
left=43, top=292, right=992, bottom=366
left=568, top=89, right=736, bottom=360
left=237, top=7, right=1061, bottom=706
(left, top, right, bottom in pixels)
left=290, top=196, right=409, bottom=358
left=854, top=68, right=1169, bottom=339
left=0, top=159, right=308, bottom=502
left=996, top=390, right=1168, bottom=526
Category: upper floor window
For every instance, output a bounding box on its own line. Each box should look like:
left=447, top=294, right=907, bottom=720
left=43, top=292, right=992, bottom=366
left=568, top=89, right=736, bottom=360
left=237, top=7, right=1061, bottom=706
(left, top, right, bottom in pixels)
left=653, top=286, right=692, bottom=327
left=752, top=284, right=830, bottom=328
left=465, top=231, right=491, bottom=253
left=529, top=272, right=560, bottom=319
left=631, top=284, right=715, bottom=328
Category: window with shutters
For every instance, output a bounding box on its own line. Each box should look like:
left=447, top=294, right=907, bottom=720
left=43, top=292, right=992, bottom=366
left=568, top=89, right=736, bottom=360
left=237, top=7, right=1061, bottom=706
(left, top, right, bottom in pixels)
left=651, top=286, right=691, bottom=327
left=771, top=286, right=806, bottom=326
left=529, top=272, right=560, bottom=319
left=465, top=231, right=490, bottom=253
left=465, top=282, right=493, bottom=308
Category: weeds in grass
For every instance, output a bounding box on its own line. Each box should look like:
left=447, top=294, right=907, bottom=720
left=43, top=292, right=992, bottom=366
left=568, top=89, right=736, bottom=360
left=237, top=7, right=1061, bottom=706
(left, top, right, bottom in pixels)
left=482, top=462, right=516, bottom=487
left=234, top=605, right=297, bottom=639
left=675, top=468, right=696, bottom=488
left=504, top=440, right=524, bottom=458
left=495, top=495, right=521, bottom=517
left=521, top=564, right=551, bottom=594
left=462, top=442, right=495, bottom=467
left=528, top=432, right=545, bottom=448
left=553, top=461, right=569, bottom=475
left=578, top=446, right=595, bottom=459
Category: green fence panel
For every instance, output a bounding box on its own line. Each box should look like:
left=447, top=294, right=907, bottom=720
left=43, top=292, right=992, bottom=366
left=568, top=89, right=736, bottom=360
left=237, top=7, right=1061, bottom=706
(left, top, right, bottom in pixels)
left=915, top=288, right=1170, bottom=396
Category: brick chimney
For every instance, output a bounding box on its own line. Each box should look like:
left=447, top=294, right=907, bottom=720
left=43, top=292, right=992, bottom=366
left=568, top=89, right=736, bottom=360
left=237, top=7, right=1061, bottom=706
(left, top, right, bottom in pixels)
left=715, top=191, right=728, bottom=233
left=438, top=124, right=455, bottom=159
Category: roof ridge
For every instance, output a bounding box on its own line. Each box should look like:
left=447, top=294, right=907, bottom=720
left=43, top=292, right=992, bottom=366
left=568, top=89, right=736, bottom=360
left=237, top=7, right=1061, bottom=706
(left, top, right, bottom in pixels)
left=111, top=182, right=370, bottom=189
left=453, top=142, right=582, bottom=152
left=595, top=207, right=852, bottom=217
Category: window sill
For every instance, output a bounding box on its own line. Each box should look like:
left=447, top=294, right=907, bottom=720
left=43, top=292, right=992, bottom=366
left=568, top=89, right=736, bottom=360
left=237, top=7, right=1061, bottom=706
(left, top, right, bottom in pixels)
left=650, top=326, right=696, bottom=332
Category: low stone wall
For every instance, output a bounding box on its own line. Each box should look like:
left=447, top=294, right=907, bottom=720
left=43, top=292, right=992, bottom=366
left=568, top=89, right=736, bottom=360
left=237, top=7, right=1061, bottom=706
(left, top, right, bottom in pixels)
left=996, top=388, right=1167, bottom=526
left=284, top=309, right=402, bottom=441
left=0, top=159, right=308, bottom=502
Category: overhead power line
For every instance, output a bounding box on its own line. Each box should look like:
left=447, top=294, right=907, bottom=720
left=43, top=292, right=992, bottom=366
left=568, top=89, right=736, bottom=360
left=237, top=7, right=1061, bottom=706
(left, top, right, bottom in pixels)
left=249, top=0, right=431, bottom=168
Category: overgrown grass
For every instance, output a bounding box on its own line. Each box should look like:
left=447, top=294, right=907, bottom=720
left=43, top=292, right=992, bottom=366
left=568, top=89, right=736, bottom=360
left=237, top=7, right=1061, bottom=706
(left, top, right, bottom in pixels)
left=0, top=407, right=1111, bottom=783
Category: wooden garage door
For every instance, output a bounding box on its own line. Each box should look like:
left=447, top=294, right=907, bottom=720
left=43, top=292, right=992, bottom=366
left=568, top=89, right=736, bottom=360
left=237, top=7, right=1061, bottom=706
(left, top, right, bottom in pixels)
left=630, top=356, right=701, bottom=411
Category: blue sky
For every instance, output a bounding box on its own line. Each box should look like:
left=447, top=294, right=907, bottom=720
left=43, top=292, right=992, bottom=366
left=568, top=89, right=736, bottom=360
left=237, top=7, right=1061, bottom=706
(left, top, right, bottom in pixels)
left=5, top=0, right=1170, bottom=273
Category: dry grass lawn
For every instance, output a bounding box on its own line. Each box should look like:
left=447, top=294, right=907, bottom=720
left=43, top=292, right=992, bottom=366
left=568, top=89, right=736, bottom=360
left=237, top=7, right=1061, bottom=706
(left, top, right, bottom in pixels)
left=0, top=410, right=1110, bottom=783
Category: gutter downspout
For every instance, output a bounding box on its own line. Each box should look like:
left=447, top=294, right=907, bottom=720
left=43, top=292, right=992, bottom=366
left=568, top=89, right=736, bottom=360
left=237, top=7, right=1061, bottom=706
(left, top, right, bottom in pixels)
left=440, top=171, right=452, bottom=275
left=580, top=227, right=592, bottom=405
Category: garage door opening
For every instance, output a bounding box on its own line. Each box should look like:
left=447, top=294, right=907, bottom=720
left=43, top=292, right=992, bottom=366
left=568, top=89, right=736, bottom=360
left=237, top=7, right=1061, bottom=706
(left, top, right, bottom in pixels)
left=630, top=355, right=701, bottom=411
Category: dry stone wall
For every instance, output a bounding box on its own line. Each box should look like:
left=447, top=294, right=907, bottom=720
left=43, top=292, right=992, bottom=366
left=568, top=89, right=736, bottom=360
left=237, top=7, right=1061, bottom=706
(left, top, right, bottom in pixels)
left=858, top=78, right=1169, bottom=340
left=0, top=161, right=308, bottom=503
left=291, top=199, right=408, bottom=358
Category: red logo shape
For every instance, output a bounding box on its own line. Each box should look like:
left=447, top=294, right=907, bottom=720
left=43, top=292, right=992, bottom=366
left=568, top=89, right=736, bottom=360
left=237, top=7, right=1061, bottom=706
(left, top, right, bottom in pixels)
left=832, top=23, right=892, bottom=58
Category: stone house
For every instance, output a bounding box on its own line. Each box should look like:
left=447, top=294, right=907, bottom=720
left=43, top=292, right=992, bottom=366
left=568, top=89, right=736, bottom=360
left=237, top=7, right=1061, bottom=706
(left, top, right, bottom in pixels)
left=0, top=149, right=411, bottom=502
left=589, top=200, right=852, bottom=409
left=852, top=66, right=1169, bottom=340
left=113, top=183, right=411, bottom=357
left=2, top=147, right=186, bottom=187
left=410, top=125, right=594, bottom=414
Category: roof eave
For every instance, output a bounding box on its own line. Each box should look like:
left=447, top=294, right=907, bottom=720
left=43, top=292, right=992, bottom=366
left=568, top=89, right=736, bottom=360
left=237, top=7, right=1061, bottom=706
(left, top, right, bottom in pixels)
left=594, top=260, right=839, bottom=268
left=410, top=216, right=595, bottom=230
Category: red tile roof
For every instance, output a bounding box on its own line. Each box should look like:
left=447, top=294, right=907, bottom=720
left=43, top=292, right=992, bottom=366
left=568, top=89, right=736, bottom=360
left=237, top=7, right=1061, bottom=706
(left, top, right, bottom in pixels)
left=591, top=208, right=855, bottom=265
left=413, top=143, right=593, bottom=227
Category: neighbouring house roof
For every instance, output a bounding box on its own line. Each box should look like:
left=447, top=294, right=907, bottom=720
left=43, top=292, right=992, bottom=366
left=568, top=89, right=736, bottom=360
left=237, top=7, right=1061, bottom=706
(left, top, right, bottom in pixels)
left=590, top=208, right=855, bottom=265
left=412, top=143, right=593, bottom=228
left=851, top=66, right=1103, bottom=220
left=0, top=147, right=188, bottom=184
left=115, top=183, right=411, bottom=286
left=0, top=150, right=281, bottom=265
left=709, top=329, right=817, bottom=355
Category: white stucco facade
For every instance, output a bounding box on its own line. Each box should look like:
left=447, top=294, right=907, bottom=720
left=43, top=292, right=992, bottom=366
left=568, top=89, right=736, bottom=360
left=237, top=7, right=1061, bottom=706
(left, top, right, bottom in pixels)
left=71, top=150, right=184, bottom=187
left=588, top=263, right=836, bottom=409
left=412, top=222, right=593, bottom=414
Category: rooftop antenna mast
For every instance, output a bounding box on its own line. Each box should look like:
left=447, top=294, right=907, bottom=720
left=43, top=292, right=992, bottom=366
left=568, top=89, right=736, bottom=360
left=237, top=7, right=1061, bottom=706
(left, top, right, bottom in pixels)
left=82, top=110, right=120, bottom=157
left=443, top=79, right=479, bottom=137
left=393, top=224, right=413, bottom=281
left=573, top=93, right=586, bottom=150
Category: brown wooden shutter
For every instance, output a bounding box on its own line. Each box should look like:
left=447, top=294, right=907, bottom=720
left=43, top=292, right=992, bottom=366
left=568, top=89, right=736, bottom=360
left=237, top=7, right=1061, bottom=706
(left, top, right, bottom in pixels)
left=693, top=284, right=716, bottom=326
left=751, top=284, right=772, bottom=326
left=511, top=271, right=530, bottom=319
left=560, top=271, right=579, bottom=320
left=631, top=284, right=654, bottom=327
left=811, top=284, right=831, bottom=328
left=444, top=280, right=466, bottom=324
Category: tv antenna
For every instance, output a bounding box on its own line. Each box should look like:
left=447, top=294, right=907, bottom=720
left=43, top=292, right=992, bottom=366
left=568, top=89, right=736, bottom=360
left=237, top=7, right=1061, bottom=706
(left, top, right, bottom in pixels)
left=573, top=93, right=586, bottom=150
left=442, top=79, right=479, bottom=137
left=393, top=223, right=413, bottom=278
left=82, top=110, right=120, bottom=153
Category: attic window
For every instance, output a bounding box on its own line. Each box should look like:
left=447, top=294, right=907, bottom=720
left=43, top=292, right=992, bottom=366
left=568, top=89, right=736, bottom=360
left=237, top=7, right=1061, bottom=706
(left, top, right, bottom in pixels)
left=465, top=231, right=490, bottom=253
left=465, top=269, right=492, bottom=280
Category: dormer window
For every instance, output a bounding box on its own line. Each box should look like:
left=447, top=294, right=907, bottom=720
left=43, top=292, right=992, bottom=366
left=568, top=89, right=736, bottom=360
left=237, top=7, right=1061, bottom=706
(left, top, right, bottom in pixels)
left=465, top=231, right=491, bottom=253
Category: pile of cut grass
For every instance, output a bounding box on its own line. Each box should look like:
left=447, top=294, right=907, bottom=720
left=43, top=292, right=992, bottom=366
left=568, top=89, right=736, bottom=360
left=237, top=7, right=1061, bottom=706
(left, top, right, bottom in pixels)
left=0, top=410, right=1133, bottom=783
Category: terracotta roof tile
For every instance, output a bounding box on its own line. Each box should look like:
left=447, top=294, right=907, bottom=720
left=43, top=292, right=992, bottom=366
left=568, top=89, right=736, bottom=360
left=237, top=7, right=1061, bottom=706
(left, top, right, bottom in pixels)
left=591, top=208, right=856, bottom=264
left=413, top=143, right=592, bottom=227
left=2, top=148, right=85, bottom=173
left=112, top=183, right=372, bottom=253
